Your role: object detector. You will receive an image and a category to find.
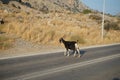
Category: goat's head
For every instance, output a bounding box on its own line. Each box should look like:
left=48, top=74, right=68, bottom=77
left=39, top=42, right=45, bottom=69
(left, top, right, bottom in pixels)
left=59, top=37, right=64, bottom=43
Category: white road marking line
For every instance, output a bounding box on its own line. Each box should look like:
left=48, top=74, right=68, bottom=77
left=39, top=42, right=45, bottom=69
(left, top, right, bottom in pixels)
left=0, top=43, right=120, bottom=60
left=7, top=54, right=120, bottom=80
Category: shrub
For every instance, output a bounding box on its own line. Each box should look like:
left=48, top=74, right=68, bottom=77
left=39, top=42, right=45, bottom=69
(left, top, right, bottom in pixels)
left=0, top=25, right=4, bottom=32
left=83, top=9, right=92, bottom=14
left=0, top=36, right=13, bottom=50
left=0, top=42, right=11, bottom=50
left=0, top=36, right=8, bottom=42
left=89, top=14, right=102, bottom=20
left=104, top=22, right=120, bottom=31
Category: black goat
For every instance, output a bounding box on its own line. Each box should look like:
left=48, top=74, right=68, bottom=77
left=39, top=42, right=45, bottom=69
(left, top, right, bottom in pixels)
left=59, top=38, right=81, bottom=57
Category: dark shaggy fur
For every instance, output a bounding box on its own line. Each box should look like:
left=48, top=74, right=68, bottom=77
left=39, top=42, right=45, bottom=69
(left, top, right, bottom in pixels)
left=59, top=38, right=81, bottom=57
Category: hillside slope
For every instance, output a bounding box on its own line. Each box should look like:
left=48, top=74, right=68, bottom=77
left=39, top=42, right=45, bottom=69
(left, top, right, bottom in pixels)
left=22, top=0, right=88, bottom=13
left=0, top=0, right=120, bottom=51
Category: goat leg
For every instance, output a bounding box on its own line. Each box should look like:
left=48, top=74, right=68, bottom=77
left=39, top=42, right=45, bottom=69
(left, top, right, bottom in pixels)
left=64, top=51, right=67, bottom=56
left=67, top=51, right=70, bottom=56
left=77, top=49, right=81, bottom=57
left=66, top=49, right=70, bottom=56
left=73, top=50, right=77, bottom=57
left=64, top=49, right=70, bottom=56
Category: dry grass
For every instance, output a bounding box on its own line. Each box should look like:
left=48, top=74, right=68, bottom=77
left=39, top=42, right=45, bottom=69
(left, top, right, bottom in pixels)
left=0, top=35, right=14, bottom=50
left=0, top=25, right=4, bottom=32
left=1, top=11, right=120, bottom=48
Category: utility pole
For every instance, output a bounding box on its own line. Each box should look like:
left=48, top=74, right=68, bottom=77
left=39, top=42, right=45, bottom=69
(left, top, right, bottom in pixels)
left=101, top=0, right=105, bottom=40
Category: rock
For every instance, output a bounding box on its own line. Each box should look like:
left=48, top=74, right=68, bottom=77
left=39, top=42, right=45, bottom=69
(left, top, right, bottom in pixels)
left=4, top=9, right=9, bottom=13
left=0, top=18, right=4, bottom=24
left=18, top=0, right=22, bottom=3
left=11, top=3, right=21, bottom=9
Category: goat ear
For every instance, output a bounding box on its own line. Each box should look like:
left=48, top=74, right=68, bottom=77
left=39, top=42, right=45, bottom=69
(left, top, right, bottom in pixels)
left=59, top=38, right=61, bottom=43
left=59, top=40, right=62, bottom=43
left=62, top=35, right=66, bottom=38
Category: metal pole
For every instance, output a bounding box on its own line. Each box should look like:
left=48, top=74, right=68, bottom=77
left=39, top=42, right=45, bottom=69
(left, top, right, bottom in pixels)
left=71, top=0, right=72, bottom=13
left=101, top=0, right=105, bottom=40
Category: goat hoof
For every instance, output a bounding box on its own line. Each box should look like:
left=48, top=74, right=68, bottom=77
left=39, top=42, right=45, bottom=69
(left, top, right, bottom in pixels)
left=78, top=55, right=81, bottom=58
left=74, top=54, right=76, bottom=57
left=64, top=54, right=67, bottom=56
left=64, top=52, right=67, bottom=56
left=67, top=54, right=70, bottom=57
left=73, top=55, right=76, bottom=57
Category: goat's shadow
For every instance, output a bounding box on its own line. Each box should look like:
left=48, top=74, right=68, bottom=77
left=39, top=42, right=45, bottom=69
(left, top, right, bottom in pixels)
left=70, top=50, right=86, bottom=57
left=80, top=50, right=86, bottom=57
left=113, top=78, right=120, bottom=80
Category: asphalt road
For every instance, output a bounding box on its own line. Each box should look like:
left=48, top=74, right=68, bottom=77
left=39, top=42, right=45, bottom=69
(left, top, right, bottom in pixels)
left=0, top=44, right=120, bottom=80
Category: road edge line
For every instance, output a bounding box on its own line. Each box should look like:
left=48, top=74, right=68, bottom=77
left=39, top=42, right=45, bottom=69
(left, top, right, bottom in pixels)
left=0, top=43, right=120, bottom=60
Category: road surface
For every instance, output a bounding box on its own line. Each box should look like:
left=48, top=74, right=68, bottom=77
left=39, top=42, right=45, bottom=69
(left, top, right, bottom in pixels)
left=0, top=44, right=120, bottom=80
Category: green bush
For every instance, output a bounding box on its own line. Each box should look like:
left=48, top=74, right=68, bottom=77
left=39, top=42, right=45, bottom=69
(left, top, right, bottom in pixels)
left=0, top=36, right=8, bottom=42
left=0, top=42, right=11, bottom=49
left=83, top=9, right=92, bottom=14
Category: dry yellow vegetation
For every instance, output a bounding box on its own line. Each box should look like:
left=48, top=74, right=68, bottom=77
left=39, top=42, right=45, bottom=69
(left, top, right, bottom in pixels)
left=1, top=10, right=120, bottom=50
